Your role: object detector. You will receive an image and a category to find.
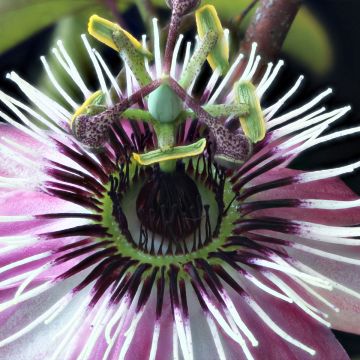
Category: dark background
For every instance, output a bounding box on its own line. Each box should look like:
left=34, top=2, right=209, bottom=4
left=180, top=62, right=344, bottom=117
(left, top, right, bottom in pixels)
left=0, top=0, right=359, bottom=357
left=292, top=1, right=360, bottom=356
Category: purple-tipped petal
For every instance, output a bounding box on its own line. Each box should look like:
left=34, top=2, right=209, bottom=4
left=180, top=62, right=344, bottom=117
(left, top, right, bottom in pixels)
left=247, top=167, right=360, bottom=225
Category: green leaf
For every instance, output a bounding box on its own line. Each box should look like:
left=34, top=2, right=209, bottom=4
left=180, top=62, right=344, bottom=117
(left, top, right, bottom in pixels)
left=0, top=0, right=97, bottom=53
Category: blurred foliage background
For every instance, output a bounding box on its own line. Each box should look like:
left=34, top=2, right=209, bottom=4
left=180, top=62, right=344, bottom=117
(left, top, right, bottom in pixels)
left=0, top=0, right=360, bottom=357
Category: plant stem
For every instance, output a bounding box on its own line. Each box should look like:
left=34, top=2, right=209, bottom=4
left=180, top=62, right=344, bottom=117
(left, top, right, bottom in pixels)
left=241, top=0, right=302, bottom=62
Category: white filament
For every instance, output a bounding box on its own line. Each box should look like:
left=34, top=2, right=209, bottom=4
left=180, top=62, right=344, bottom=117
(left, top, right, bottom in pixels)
left=93, top=49, right=123, bottom=99
left=208, top=53, right=244, bottom=105
left=220, top=289, right=258, bottom=346
left=247, top=55, right=262, bottom=83
left=149, top=321, right=161, bottom=360
left=206, top=314, right=226, bottom=360
left=256, top=62, right=273, bottom=91
left=55, top=40, right=91, bottom=97
left=7, top=72, right=71, bottom=123
left=264, top=272, right=331, bottom=327
left=245, top=273, right=293, bottom=303
left=247, top=298, right=316, bottom=355
left=0, top=90, right=63, bottom=134
left=290, top=276, right=339, bottom=312
left=181, top=42, right=192, bottom=78
left=171, top=34, right=184, bottom=78
left=240, top=43, right=258, bottom=81
left=256, top=60, right=284, bottom=99
left=174, top=306, right=192, bottom=360
left=269, top=88, right=333, bottom=127
left=265, top=75, right=304, bottom=120
left=152, top=18, right=162, bottom=78
left=40, top=56, right=78, bottom=109
left=293, top=243, right=360, bottom=266
left=142, top=35, right=154, bottom=79
left=119, top=309, right=145, bottom=360
left=0, top=295, right=70, bottom=347
left=81, top=34, right=111, bottom=106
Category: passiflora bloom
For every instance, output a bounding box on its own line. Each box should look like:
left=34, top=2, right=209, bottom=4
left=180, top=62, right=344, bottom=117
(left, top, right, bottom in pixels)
left=1, top=1, right=360, bottom=359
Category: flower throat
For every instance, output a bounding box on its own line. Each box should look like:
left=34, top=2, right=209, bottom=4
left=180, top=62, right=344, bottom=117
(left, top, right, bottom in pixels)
left=106, top=153, right=227, bottom=256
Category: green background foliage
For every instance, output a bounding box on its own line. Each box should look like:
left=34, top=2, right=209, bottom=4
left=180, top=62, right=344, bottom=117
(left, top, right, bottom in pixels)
left=0, top=0, right=332, bottom=74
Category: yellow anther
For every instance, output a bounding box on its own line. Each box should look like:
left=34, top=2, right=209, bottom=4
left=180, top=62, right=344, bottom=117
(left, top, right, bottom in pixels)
left=132, top=138, right=207, bottom=166
left=234, top=81, right=266, bottom=143
left=195, top=5, right=229, bottom=74
left=88, top=15, right=152, bottom=58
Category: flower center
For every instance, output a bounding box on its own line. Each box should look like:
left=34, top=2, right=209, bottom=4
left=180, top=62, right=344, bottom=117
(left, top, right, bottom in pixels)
left=136, top=166, right=203, bottom=239
left=100, top=151, right=238, bottom=263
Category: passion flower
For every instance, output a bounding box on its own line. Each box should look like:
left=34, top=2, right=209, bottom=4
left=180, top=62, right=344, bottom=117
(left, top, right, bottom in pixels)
left=0, top=1, right=359, bottom=359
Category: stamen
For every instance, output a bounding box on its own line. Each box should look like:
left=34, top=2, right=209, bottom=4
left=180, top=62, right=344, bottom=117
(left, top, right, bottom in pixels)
left=179, top=31, right=218, bottom=90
